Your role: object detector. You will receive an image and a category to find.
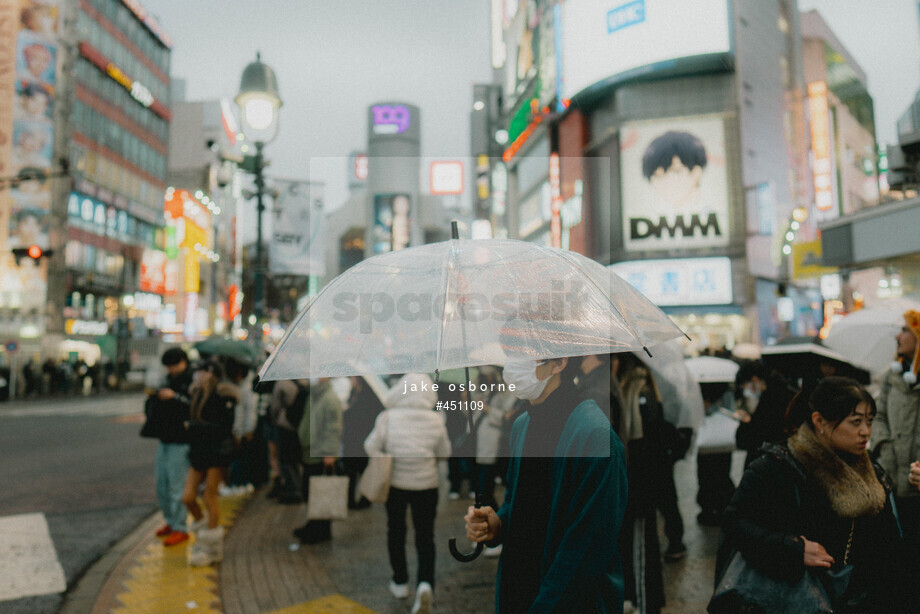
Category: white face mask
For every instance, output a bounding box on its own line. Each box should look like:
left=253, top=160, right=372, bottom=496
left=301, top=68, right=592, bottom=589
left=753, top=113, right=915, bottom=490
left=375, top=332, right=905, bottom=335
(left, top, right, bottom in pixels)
left=742, top=385, right=760, bottom=411
left=503, top=359, right=549, bottom=400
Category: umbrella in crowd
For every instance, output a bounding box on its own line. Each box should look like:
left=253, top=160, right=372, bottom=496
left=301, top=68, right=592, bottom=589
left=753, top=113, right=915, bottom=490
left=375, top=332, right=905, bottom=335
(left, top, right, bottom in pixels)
left=258, top=232, right=686, bottom=382
left=258, top=224, right=687, bottom=562
left=760, top=336, right=870, bottom=386
left=685, top=355, right=740, bottom=384
left=638, top=339, right=705, bottom=431
left=730, top=342, right=761, bottom=361
left=193, top=337, right=262, bottom=366
left=823, top=298, right=920, bottom=374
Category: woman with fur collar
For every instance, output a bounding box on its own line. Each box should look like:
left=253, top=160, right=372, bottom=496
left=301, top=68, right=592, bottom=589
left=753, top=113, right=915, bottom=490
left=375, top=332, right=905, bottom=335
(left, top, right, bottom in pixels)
left=716, top=377, right=909, bottom=612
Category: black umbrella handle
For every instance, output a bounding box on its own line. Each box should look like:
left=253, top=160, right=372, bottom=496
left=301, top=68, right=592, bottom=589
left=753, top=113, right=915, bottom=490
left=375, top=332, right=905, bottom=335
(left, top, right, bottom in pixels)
left=449, top=490, right=484, bottom=562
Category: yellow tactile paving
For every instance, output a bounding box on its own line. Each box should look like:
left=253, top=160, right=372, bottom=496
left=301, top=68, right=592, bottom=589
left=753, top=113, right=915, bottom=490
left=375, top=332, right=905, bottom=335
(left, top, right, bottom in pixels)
left=267, top=594, right=377, bottom=614
left=106, top=492, right=251, bottom=614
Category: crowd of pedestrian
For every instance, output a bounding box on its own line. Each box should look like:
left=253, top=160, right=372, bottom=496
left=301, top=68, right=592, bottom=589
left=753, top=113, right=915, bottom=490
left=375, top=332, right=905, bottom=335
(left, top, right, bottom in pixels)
left=137, top=308, right=920, bottom=613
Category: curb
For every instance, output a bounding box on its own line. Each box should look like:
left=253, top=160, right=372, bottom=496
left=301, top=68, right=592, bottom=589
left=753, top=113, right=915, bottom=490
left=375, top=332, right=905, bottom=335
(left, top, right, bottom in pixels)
left=59, top=512, right=162, bottom=614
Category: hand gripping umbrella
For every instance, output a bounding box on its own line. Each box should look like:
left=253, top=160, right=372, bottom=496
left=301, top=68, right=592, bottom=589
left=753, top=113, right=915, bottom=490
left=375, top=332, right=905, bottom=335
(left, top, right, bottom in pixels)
left=257, top=221, right=688, bottom=562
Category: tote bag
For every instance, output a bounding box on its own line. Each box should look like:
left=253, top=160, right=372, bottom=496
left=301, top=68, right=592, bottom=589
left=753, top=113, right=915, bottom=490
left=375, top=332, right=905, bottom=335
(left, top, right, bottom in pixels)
left=358, top=412, right=392, bottom=503
left=307, top=474, right=349, bottom=520
left=696, top=411, right=740, bottom=455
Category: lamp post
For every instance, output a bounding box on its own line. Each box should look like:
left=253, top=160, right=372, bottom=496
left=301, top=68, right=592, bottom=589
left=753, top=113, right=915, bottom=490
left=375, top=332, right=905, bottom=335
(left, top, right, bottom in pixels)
left=236, top=52, right=282, bottom=324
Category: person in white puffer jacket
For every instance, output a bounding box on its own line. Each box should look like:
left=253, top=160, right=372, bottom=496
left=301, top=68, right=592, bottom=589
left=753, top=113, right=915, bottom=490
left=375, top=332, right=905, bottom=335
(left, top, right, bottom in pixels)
left=364, top=373, right=451, bottom=614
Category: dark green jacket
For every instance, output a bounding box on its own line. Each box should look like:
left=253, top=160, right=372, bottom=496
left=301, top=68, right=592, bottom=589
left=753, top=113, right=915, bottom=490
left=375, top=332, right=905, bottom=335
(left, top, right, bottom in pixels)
left=495, top=399, right=628, bottom=613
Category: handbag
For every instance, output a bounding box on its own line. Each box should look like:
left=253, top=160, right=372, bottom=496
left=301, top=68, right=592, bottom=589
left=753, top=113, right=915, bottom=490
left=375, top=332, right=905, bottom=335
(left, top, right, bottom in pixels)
left=358, top=412, right=393, bottom=503
left=709, top=486, right=856, bottom=614
left=708, top=549, right=834, bottom=614
left=140, top=395, right=163, bottom=439
left=696, top=411, right=740, bottom=455
left=307, top=471, right=349, bottom=520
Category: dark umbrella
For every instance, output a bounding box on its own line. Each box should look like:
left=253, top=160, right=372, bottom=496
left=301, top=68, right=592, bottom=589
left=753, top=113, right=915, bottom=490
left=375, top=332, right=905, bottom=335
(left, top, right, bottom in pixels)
left=760, top=336, right=870, bottom=386
left=193, top=337, right=262, bottom=365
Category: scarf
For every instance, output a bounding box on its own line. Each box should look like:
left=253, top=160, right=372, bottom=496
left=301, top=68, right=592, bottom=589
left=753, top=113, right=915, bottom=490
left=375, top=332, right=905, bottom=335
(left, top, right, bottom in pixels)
left=787, top=423, right=885, bottom=518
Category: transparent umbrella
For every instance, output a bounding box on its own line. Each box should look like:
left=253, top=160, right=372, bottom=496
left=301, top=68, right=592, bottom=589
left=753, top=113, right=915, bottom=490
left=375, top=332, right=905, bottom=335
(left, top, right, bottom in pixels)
left=637, top=339, right=705, bottom=431
left=823, top=298, right=920, bottom=374
left=259, top=226, right=686, bottom=562
left=258, top=235, right=685, bottom=382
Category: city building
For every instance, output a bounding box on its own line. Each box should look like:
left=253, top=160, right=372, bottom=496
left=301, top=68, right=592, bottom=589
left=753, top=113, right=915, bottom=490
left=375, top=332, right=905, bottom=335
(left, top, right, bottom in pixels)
left=1, top=0, right=171, bottom=374
left=165, top=88, right=243, bottom=341
left=476, top=0, right=878, bottom=350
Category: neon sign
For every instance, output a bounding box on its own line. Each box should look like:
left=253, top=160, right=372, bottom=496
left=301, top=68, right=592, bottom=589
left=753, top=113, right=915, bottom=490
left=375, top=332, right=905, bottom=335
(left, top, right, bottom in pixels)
left=372, top=105, right=411, bottom=135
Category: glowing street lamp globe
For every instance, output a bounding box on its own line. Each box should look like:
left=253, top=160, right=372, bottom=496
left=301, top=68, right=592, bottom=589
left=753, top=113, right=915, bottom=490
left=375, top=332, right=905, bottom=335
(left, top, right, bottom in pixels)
left=235, top=52, right=282, bottom=145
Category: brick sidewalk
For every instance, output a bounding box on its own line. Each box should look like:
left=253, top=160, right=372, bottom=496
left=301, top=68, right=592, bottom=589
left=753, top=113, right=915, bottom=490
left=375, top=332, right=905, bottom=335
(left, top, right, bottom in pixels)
left=222, top=485, right=498, bottom=614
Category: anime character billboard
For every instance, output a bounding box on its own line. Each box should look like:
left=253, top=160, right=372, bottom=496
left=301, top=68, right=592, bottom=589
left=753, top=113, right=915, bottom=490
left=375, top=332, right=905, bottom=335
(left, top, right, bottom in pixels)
left=620, top=115, right=730, bottom=251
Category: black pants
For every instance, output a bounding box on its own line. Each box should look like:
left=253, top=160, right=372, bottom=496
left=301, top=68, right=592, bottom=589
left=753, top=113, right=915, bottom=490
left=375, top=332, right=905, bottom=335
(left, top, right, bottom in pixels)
left=653, top=457, right=684, bottom=549
left=696, top=452, right=734, bottom=520
left=385, top=486, right=438, bottom=587
left=342, top=456, right=368, bottom=506
left=278, top=428, right=302, bottom=498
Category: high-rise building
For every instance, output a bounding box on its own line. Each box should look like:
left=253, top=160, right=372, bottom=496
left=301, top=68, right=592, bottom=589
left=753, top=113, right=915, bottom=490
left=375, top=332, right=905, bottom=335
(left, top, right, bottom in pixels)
left=1, top=0, right=171, bottom=371
left=480, top=0, right=870, bottom=348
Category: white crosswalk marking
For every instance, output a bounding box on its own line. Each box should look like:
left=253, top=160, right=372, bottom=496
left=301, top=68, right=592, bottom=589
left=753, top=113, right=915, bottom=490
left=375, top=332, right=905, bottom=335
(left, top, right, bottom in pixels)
left=0, top=513, right=67, bottom=602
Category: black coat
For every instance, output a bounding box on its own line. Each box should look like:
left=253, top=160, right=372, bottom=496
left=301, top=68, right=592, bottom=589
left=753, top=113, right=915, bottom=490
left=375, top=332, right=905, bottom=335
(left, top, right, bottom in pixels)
left=735, top=378, right=797, bottom=467
left=718, top=442, right=910, bottom=612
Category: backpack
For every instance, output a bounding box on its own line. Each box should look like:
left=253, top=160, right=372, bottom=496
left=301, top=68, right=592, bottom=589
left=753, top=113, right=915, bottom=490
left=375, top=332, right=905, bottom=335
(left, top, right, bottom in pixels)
left=284, top=382, right=309, bottom=430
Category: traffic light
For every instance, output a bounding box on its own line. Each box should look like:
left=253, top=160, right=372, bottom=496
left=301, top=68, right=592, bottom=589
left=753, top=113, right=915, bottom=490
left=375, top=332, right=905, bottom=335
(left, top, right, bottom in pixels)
left=12, top=245, right=53, bottom=265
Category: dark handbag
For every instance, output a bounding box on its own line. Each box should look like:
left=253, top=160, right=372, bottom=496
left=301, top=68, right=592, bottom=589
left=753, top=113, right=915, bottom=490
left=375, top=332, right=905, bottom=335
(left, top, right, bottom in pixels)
left=708, top=549, right=834, bottom=614
left=140, top=396, right=163, bottom=439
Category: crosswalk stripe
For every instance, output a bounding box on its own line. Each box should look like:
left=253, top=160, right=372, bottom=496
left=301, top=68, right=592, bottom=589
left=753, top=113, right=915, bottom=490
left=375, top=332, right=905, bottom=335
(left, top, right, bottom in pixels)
left=0, top=513, right=67, bottom=602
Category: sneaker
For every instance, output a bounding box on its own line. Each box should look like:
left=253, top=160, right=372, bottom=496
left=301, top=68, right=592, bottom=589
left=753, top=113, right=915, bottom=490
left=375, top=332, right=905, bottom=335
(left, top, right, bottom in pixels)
left=412, top=582, right=432, bottom=614
left=188, top=517, right=208, bottom=534
left=155, top=524, right=173, bottom=537
left=664, top=542, right=687, bottom=562
left=624, top=599, right=637, bottom=614
left=484, top=545, right=503, bottom=558
left=163, top=531, right=189, bottom=546
left=388, top=580, right=409, bottom=599
left=448, top=491, right=460, bottom=501
left=218, top=483, right=233, bottom=496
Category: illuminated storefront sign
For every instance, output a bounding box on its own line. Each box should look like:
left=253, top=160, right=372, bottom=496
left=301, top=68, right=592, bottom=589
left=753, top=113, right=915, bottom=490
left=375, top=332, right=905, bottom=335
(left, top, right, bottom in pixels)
left=65, top=319, right=109, bottom=335
left=78, top=42, right=170, bottom=120
left=808, top=81, right=837, bottom=219
left=611, top=257, right=733, bottom=306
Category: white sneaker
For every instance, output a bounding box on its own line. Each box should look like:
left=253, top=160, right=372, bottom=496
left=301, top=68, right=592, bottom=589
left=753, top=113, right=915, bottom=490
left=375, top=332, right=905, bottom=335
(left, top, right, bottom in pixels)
left=623, top=599, right=637, bottom=614
left=447, top=491, right=460, bottom=501
left=388, top=580, right=409, bottom=599
left=218, top=483, right=233, bottom=496
left=484, top=545, right=502, bottom=557
left=412, top=582, right=432, bottom=614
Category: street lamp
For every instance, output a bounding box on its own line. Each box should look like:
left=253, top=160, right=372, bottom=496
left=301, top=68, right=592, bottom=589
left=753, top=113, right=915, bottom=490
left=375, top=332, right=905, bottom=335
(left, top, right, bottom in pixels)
left=236, top=52, right=282, bottom=324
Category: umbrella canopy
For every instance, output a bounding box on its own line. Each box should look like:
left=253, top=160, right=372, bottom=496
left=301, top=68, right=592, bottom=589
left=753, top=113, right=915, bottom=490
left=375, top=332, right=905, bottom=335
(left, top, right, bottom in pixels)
left=685, top=356, right=740, bottom=384
left=823, top=298, right=920, bottom=374
left=636, top=339, right=705, bottom=430
left=259, top=238, right=685, bottom=381
left=760, top=337, right=870, bottom=385
left=194, top=337, right=262, bottom=365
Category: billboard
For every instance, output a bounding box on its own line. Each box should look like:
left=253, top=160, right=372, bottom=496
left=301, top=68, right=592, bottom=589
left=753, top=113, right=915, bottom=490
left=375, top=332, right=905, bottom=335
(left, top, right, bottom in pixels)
left=269, top=180, right=325, bottom=276
left=372, top=194, right=411, bottom=254
left=560, top=0, right=730, bottom=100
left=620, top=115, right=730, bottom=251
left=611, top=257, right=733, bottom=306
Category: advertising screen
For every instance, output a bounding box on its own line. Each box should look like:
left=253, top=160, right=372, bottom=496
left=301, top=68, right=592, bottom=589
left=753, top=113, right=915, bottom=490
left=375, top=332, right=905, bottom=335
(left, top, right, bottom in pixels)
left=372, top=194, right=411, bottom=254
left=620, top=115, right=730, bottom=251
left=560, top=0, right=730, bottom=100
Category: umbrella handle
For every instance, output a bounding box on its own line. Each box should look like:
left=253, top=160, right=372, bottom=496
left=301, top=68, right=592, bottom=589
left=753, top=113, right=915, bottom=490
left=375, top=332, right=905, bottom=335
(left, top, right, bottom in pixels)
left=449, top=490, right=484, bottom=562
left=449, top=537, right=484, bottom=562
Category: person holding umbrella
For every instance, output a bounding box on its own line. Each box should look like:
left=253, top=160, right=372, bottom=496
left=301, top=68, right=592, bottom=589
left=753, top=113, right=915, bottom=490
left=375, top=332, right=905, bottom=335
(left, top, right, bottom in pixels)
left=872, top=309, right=920, bottom=554
left=464, top=357, right=628, bottom=613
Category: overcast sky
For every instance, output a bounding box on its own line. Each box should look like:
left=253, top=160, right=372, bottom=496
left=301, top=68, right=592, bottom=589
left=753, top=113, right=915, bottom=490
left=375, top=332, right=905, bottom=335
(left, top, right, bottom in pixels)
left=143, top=0, right=919, bottom=210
